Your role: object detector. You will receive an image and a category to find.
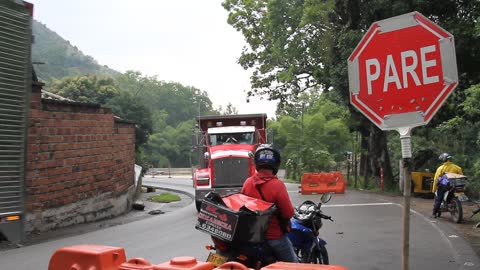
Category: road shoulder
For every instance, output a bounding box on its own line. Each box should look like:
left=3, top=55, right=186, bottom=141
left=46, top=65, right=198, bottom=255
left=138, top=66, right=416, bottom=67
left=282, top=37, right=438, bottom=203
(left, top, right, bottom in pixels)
left=367, top=189, right=480, bottom=258
left=0, top=188, right=192, bottom=251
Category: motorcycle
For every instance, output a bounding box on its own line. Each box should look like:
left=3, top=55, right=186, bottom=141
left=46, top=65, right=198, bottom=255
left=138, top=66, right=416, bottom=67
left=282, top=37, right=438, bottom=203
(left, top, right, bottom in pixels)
left=288, top=194, right=333, bottom=264
left=198, top=192, right=333, bottom=269
left=436, top=173, right=468, bottom=223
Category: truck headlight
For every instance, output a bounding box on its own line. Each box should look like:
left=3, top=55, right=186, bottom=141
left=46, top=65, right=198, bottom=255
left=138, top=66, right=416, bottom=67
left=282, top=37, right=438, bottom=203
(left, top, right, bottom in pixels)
left=197, top=177, right=210, bottom=185
left=196, top=171, right=210, bottom=185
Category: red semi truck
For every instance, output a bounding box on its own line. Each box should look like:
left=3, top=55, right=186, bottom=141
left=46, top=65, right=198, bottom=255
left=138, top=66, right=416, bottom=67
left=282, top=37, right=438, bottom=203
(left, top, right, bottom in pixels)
left=192, top=114, right=267, bottom=211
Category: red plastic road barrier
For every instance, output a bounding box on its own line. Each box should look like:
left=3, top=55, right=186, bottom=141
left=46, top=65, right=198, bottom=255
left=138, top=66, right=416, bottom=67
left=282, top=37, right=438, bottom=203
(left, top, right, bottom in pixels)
left=120, top=258, right=154, bottom=270
left=299, top=172, right=346, bottom=195
left=215, top=261, right=249, bottom=270
left=48, top=244, right=127, bottom=270
left=49, top=245, right=349, bottom=270
left=262, top=261, right=348, bottom=270
left=154, top=256, right=214, bottom=270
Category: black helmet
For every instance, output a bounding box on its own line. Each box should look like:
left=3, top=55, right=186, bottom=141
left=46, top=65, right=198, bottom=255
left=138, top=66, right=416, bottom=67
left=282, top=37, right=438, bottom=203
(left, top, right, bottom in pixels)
left=254, top=144, right=281, bottom=175
left=438, top=153, right=453, bottom=162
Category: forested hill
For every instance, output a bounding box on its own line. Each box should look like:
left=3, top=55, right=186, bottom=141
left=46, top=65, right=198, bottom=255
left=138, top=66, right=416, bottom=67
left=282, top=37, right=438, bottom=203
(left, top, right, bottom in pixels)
left=29, top=19, right=221, bottom=168
left=32, top=20, right=120, bottom=84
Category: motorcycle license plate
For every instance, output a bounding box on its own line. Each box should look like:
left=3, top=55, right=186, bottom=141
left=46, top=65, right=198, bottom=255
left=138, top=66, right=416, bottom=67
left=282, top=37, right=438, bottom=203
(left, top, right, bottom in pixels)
left=207, top=252, right=227, bottom=267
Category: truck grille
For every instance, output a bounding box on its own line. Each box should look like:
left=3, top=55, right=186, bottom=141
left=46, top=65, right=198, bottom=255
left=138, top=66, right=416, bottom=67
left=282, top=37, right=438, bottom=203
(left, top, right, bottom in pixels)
left=213, top=157, right=250, bottom=187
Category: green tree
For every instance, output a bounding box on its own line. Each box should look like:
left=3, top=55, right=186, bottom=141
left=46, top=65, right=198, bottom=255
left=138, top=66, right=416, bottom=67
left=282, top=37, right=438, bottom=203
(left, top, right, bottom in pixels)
left=456, top=84, right=480, bottom=192
left=330, top=0, right=480, bottom=188
left=48, top=75, right=120, bottom=104
left=113, top=71, right=221, bottom=168
left=219, top=102, right=239, bottom=115
left=106, top=91, right=153, bottom=147
left=272, top=96, right=351, bottom=180
left=142, top=120, right=195, bottom=167
left=116, top=71, right=215, bottom=125
left=222, top=0, right=334, bottom=104
left=224, top=0, right=480, bottom=189
left=276, top=115, right=302, bottom=179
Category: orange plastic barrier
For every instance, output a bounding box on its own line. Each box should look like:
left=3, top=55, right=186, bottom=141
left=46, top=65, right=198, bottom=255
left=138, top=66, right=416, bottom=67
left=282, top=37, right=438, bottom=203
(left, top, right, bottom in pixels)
left=154, top=256, right=214, bottom=270
left=48, top=244, right=127, bottom=270
left=299, top=172, right=346, bottom=195
left=49, top=245, right=349, bottom=270
left=261, top=261, right=348, bottom=270
left=120, top=258, right=154, bottom=270
left=216, top=261, right=250, bottom=270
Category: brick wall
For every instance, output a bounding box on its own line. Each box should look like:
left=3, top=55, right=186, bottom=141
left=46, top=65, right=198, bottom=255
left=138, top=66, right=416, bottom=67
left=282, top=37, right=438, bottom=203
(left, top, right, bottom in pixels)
left=24, top=85, right=136, bottom=234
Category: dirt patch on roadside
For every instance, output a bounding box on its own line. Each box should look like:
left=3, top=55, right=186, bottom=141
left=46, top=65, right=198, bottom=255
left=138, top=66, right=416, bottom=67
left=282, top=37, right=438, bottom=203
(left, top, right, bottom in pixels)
left=377, top=191, right=480, bottom=257
left=411, top=197, right=480, bottom=257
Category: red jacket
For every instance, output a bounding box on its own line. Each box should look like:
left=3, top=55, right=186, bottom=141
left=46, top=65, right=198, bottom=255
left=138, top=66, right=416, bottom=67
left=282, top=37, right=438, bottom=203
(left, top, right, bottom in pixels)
left=241, top=170, right=294, bottom=240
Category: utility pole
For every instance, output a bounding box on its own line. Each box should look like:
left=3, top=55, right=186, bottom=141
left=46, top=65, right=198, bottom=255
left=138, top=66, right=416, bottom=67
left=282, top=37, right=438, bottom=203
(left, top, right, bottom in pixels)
left=354, top=132, right=358, bottom=188
left=299, top=102, right=305, bottom=174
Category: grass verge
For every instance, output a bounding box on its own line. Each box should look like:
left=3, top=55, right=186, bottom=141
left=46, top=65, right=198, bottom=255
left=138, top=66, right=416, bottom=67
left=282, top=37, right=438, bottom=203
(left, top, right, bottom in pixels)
left=149, top=192, right=181, bottom=203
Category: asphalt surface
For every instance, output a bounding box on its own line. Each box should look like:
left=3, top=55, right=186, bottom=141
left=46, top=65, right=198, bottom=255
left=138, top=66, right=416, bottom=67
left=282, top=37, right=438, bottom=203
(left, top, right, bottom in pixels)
left=0, top=184, right=193, bottom=250
left=372, top=191, right=480, bottom=258
left=1, top=175, right=479, bottom=269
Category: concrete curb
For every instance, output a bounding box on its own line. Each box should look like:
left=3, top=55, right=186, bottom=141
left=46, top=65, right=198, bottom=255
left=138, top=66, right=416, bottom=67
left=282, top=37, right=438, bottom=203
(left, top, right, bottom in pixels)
left=142, top=185, right=195, bottom=201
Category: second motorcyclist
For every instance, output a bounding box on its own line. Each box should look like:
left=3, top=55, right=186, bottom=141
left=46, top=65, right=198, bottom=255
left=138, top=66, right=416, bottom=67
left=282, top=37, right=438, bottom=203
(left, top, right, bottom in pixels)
left=431, top=153, right=464, bottom=218
left=241, top=144, right=298, bottom=262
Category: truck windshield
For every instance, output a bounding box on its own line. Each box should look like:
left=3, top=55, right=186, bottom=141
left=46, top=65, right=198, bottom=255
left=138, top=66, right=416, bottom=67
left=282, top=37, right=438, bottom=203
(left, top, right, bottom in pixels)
left=209, top=132, right=254, bottom=145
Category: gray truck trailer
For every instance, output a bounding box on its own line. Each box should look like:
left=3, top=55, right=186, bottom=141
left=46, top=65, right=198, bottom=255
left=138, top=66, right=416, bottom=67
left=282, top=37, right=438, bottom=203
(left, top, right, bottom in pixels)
left=0, top=0, right=33, bottom=244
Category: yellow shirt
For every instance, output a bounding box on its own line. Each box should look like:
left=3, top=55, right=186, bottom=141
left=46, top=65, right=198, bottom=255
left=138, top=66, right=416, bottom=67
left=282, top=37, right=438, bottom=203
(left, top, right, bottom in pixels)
left=432, top=161, right=463, bottom=192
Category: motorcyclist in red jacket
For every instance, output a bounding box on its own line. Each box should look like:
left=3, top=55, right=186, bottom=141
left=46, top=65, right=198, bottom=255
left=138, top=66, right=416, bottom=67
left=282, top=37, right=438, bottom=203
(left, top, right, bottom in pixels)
left=241, top=144, right=297, bottom=262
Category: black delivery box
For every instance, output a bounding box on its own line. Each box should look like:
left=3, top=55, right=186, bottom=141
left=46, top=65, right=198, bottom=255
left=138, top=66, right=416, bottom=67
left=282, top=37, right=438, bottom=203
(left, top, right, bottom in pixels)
left=195, top=192, right=277, bottom=243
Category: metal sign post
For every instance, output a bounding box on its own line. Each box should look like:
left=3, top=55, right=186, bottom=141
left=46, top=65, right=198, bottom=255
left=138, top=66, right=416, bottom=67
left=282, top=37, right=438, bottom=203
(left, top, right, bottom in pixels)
left=348, top=12, right=458, bottom=270
left=399, top=127, right=412, bottom=270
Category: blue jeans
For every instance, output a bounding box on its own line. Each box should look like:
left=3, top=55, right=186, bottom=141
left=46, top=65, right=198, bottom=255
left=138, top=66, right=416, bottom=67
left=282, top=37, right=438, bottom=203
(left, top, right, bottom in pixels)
left=267, top=235, right=298, bottom=263
left=433, top=187, right=447, bottom=214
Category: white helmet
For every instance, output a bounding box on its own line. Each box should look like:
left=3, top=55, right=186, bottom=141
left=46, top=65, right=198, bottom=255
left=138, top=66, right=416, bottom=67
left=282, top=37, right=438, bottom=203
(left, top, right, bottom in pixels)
left=438, top=153, right=452, bottom=162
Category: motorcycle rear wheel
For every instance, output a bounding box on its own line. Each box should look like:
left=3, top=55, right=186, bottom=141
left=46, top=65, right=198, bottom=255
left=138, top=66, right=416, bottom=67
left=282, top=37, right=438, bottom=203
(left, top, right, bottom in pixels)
left=450, top=197, right=463, bottom=223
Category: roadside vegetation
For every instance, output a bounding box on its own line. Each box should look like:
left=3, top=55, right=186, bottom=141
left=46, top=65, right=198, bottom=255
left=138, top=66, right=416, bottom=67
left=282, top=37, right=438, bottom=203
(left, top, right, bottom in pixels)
left=222, top=0, right=480, bottom=198
left=33, top=1, right=480, bottom=198
left=148, top=193, right=181, bottom=203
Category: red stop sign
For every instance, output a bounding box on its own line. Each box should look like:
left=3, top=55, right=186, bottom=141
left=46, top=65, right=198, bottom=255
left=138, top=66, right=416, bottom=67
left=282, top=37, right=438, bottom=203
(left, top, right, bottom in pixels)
left=348, top=12, right=458, bottom=130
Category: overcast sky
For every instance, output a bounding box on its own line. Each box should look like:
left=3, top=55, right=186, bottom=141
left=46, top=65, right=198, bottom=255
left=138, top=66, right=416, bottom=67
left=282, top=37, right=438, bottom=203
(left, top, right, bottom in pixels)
left=28, top=0, right=278, bottom=117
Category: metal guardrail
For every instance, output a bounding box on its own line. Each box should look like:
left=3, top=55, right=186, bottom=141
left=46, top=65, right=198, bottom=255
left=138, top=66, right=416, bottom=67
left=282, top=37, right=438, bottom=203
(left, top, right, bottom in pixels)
left=145, top=168, right=287, bottom=178
left=146, top=168, right=194, bottom=176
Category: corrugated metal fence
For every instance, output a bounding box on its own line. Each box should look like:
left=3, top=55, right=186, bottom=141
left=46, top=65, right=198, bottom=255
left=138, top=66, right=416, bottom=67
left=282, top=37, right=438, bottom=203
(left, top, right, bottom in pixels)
left=0, top=1, right=32, bottom=244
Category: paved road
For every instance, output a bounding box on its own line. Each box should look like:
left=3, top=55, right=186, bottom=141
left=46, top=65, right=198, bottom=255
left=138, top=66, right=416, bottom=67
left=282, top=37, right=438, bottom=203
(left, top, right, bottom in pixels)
left=0, top=175, right=478, bottom=270
left=144, top=176, right=480, bottom=270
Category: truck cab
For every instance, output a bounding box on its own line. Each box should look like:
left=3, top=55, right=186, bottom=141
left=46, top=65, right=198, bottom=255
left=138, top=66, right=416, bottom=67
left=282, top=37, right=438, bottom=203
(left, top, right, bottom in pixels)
left=193, top=114, right=267, bottom=211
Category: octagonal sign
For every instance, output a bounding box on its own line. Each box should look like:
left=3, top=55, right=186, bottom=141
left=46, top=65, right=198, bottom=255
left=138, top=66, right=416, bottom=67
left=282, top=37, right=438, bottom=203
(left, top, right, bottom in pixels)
left=348, top=12, right=458, bottom=130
